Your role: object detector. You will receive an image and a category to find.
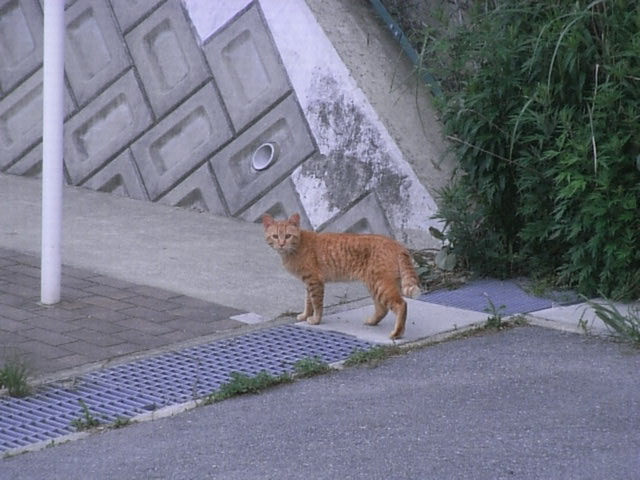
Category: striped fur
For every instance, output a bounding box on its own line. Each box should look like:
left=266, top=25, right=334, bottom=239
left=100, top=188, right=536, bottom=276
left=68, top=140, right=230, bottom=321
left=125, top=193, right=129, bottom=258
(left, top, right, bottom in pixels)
left=263, top=213, right=420, bottom=339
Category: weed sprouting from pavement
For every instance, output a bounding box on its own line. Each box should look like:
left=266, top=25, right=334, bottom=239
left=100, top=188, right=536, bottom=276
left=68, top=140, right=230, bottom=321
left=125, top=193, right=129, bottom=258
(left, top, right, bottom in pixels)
left=111, top=416, right=131, bottom=429
left=586, top=297, right=640, bottom=346
left=483, top=294, right=506, bottom=330
left=292, top=357, right=333, bottom=378
left=70, top=400, right=102, bottom=431
left=0, top=356, right=31, bottom=398
left=344, top=345, right=401, bottom=367
left=204, top=370, right=294, bottom=405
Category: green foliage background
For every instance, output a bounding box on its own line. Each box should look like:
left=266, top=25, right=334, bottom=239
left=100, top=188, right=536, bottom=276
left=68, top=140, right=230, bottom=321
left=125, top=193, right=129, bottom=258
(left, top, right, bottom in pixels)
left=418, top=0, right=640, bottom=298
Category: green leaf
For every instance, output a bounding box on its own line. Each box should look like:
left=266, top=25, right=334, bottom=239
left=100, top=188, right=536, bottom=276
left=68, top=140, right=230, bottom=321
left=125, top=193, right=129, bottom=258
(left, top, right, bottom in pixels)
left=435, top=247, right=457, bottom=271
left=429, top=226, right=447, bottom=241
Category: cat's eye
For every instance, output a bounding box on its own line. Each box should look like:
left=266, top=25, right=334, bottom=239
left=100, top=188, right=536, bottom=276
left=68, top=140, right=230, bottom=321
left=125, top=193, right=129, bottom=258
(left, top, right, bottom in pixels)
left=285, top=234, right=292, bottom=239
left=271, top=234, right=278, bottom=239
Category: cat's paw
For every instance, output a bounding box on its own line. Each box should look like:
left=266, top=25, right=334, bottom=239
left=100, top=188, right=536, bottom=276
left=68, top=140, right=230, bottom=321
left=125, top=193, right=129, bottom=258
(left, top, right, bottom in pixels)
left=296, top=313, right=309, bottom=321
left=389, top=330, right=404, bottom=340
left=306, top=316, right=322, bottom=325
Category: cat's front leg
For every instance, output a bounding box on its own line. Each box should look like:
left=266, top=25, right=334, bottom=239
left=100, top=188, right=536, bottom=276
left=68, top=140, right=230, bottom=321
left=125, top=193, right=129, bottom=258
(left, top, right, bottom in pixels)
left=297, top=292, right=313, bottom=321
left=304, top=278, right=324, bottom=325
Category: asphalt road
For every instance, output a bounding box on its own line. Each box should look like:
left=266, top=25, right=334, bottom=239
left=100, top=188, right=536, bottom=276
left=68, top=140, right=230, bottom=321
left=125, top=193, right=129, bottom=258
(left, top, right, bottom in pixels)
left=3, top=326, right=639, bottom=480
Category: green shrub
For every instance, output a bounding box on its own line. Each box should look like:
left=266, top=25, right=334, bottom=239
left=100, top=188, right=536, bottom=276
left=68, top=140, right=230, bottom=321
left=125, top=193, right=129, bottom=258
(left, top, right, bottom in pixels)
left=420, top=0, right=640, bottom=299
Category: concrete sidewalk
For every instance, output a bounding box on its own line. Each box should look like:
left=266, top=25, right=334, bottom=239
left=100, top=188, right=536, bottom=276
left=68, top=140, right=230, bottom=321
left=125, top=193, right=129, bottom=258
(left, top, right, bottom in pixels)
left=0, top=172, right=630, bottom=386
left=2, top=172, right=639, bottom=475
left=0, top=173, right=376, bottom=381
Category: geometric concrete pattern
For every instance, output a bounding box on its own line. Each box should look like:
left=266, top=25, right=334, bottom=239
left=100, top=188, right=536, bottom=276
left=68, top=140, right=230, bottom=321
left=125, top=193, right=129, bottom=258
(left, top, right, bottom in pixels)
left=210, top=95, right=315, bottom=215
left=204, top=2, right=291, bottom=133
left=130, top=82, right=232, bottom=201
left=0, top=247, right=244, bottom=377
left=0, top=0, right=43, bottom=94
left=0, top=0, right=396, bottom=238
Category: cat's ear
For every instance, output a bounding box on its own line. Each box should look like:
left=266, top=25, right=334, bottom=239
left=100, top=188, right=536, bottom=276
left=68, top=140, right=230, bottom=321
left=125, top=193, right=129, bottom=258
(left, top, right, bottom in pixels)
left=262, top=214, right=274, bottom=229
left=288, top=213, right=301, bottom=227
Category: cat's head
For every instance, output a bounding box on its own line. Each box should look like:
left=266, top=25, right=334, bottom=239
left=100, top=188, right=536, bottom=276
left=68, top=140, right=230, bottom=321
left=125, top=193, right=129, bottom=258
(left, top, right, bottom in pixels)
left=262, top=213, right=302, bottom=254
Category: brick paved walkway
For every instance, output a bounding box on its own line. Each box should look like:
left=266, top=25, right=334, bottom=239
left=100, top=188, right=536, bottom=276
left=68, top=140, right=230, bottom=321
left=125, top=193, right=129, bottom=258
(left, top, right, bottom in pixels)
left=0, top=248, right=245, bottom=379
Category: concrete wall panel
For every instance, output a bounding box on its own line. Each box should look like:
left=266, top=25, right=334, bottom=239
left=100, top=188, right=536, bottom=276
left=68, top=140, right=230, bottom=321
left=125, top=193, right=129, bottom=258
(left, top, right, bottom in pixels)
left=0, top=0, right=43, bottom=94
left=64, top=69, right=152, bottom=184
left=238, top=177, right=311, bottom=230
left=158, top=163, right=226, bottom=215
left=110, top=0, right=163, bottom=33
left=0, top=0, right=444, bottom=247
left=82, top=149, right=148, bottom=201
left=5, top=143, right=42, bottom=177
left=65, top=0, right=131, bottom=106
left=321, top=193, right=392, bottom=237
left=0, top=69, right=74, bottom=171
left=211, top=95, right=315, bottom=216
left=131, top=82, right=232, bottom=200
left=204, top=3, right=289, bottom=132
left=126, top=1, right=208, bottom=119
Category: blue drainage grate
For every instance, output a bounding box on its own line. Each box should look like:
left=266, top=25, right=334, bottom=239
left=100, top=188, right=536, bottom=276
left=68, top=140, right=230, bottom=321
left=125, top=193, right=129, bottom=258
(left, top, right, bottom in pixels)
left=0, top=325, right=372, bottom=454
left=418, top=278, right=579, bottom=316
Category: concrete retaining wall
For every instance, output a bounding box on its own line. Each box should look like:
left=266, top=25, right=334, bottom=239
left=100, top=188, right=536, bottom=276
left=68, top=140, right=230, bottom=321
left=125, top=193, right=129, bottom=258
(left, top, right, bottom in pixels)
left=0, top=0, right=450, bottom=248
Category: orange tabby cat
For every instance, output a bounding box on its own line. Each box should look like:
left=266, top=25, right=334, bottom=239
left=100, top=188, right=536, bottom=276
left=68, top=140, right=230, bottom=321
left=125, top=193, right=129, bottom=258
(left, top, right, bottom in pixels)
left=262, top=213, right=420, bottom=339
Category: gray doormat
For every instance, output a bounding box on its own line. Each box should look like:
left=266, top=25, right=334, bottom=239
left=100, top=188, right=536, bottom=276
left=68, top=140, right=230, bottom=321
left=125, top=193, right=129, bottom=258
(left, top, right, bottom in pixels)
left=418, top=278, right=579, bottom=316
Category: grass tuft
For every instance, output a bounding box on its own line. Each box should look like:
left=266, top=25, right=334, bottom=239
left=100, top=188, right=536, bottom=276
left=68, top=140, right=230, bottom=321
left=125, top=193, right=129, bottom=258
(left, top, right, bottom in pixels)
left=586, top=298, right=640, bottom=346
left=292, top=356, right=333, bottom=378
left=205, top=370, right=293, bottom=404
left=343, top=345, right=400, bottom=367
left=70, top=400, right=102, bottom=431
left=0, top=356, right=31, bottom=397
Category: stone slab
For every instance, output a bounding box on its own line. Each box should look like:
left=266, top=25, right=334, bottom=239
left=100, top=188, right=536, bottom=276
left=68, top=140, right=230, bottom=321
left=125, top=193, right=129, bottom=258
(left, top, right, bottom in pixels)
left=64, top=69, right=153, bottom=185
left=126, top=0, right=209, bottom=118
left=320, top=192, right=392, bottom=236
left=82, top=148, right=149, bottom=201
left=297, top=298, right=489, bottom=345
left=64, top=0, right=131, bottom=106
left=230, top=312, right=270, bottom=325
left=0, top=0, right=43, bottom=93
left=0, top=69, right=74, bottom=171
left=211, top=94, right=315, bottom=215
left=527, top=300, right=639, bottom=335
left=4, top=143, right=43, bottom=177
left=131, top=81, right=233, bottom=200
left=157, top=163, right=226, bottom=215
left=5, top=142, right=75, bottom=184
left=204, top=2, right=290, bottom=132
left=238, top=177, right=312, bottom=229
left=110, top=0, right=163, bottom=33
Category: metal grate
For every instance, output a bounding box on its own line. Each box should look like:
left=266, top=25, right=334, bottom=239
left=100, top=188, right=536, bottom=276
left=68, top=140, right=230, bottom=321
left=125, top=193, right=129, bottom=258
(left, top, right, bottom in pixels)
left=0, top=325, right=372, bottom=454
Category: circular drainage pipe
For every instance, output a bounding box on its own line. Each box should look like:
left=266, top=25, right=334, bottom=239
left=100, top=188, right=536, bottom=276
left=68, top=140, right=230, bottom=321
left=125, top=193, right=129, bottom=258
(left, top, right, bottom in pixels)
left=252, top=142, right=279, bottom=171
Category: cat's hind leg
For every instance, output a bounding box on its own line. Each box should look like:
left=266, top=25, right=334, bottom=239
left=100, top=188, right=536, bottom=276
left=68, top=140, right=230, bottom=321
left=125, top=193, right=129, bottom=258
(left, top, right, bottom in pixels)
left=388, top=298, right=408, bottom=340
left=370, top=278, right=407, bottom=339
left=364, top=299, right=388, bottom=326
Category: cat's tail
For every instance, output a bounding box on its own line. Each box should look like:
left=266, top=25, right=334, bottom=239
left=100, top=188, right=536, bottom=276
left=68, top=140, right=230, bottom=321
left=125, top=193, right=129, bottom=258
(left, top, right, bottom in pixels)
left=398, top=251, right=421, bottom=298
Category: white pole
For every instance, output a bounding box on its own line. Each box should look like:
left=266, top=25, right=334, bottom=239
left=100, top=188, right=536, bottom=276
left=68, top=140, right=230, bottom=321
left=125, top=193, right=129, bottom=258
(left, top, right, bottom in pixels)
left=41, top=0, right=65, bottom=305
